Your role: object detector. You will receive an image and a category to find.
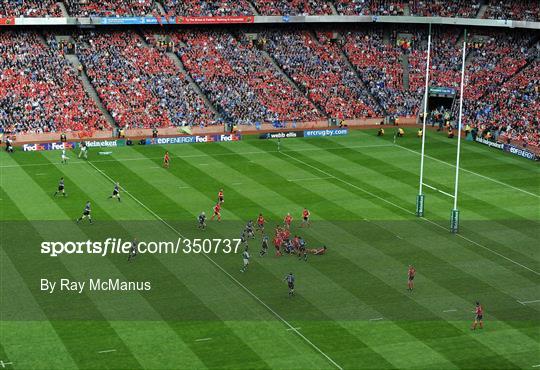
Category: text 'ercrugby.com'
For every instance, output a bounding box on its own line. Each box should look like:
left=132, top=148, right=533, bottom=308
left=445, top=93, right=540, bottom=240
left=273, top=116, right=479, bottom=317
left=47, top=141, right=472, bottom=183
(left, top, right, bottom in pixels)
left=40, top=238, right=243, bottom=257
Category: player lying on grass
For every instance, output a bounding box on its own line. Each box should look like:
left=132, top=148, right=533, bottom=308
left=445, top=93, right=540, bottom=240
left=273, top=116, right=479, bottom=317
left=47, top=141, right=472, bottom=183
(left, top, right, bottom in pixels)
left=306, top=246, right=327, bottom=255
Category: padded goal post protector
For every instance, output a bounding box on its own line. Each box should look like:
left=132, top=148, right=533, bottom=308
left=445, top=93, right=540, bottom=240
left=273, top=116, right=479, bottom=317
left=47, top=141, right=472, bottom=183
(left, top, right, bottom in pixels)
left=450, top=209, right=460, bottom=233
left=415, top=194, right=425, bottom=217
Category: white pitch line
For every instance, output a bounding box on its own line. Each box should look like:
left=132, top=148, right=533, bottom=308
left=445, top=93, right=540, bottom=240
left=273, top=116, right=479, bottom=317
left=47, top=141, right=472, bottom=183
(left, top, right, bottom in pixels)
left=370, top=317, right=383, bottom=321
left=35, top=173, right=47, bottom=176
left=288, top=177, right=332, bottom=182
left=178, top=186, right=190, bottom=189
left=532, top=365, right=540, bottom=368
left=422, top=183, right=455, bottom=198
left=517, top=299, right=540, bottom=305
left=279, top=150, right=540, bottom=276
left=286, top=327, right=301, bottom=331
left=86, top=161, right=343, bottom=370
left=395, top=143, right=540, bottom=199
left=0, top=360, right=13, bottom=368
left=195, top=338, right=212, bottom=342
left=443, top=309, right=457, bottom=312
left=98, top=349, right=116, bottom=354
left=0, top=144, right=393, bottom=169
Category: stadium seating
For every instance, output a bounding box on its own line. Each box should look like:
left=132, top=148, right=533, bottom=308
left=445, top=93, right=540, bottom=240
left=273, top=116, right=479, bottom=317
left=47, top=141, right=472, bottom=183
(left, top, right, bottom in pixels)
left=484, top=0, right=540, bottom=22
left=0, top=0, right=62, bottom=17
left=341, top=30, right=418, bottom=116
left=464, top=60, right=539, bottom=149
left=76, top=31, right=213, bottom=128
left=409, top=0, right=480, bottom=18
left=64, top=0, right=156, bottom=17
left=334, top=1, right=405, bottom=15
left=252, top=0, right=332, bottom=15
left=160, top=0, right=252, bottom=16
left=263, top=31, right=382, bottom=119
left=166, top=31, right=321, bottom=124
left=0, top=32, right=108, bottom=134
left=0, top=0, right=538, bottom=19
left=408, top=29, right=462, bottom=92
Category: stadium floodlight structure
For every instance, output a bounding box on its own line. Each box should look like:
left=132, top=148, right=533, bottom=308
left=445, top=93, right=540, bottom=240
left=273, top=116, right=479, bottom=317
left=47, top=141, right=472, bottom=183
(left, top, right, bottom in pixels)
left=416, top=27, right=468, bottom=234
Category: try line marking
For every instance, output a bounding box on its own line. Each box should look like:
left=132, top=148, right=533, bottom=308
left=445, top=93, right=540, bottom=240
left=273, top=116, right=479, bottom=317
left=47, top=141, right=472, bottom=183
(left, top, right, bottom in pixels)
left=517, top=299, right=540, bottom=305
left=195, top=338, right=212, bottom=342
left=0, top=144, right=393, bottom=169
left=422, top=182, right=455, bottom=198
left=279, top=151, right=540, bottom=276
left=86, top=161, right=343, bottom=370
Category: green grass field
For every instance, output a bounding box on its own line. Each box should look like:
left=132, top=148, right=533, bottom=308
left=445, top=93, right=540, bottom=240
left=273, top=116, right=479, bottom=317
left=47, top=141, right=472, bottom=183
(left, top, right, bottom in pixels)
left=0, top=128, right=538, bottom=370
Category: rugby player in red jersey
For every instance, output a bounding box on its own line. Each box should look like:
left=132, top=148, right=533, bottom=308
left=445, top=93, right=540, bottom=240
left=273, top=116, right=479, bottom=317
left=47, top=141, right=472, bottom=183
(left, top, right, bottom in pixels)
left=273, top=234, right=282, bottom=256
left=163, top=151, right=170, bottom=168
left=257, top=213, right=265, bottom=234
left=301, top=208, right=310, bottom=227
left=210, top=203, right=221, bottom=221
left=407, top=265, right=416, bottom=291
left=284, top=213, right=292, bottom=229
left=471, top=302, right=484, bottom=330
left=218, top=189, right=224, bottom=204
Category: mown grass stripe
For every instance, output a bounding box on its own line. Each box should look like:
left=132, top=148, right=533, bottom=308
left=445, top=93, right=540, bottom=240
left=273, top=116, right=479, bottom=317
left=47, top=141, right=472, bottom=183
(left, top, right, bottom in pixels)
left=88, top=149, right=333, bottom=370
left=0, top=189, right=142, bottom=370
left=132, top=145, right=393, bottom=370
left=32, top=151, right=270, bottom=370
left=189, top=142, right=520, bottom=369
left=236, top=139, right=529, bottom=367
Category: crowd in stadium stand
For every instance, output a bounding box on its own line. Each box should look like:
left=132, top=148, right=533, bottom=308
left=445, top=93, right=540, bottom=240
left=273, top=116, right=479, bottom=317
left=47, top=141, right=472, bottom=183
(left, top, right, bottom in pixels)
left=165, top=31, right=321, bottom=124
left=484, top=0, right=540, bottom=22
left=464, top=60, right=539, bottom=149
left=252, top=0, right=332, bottom=15
left=341, top=29, right=418, bottom=116
left=64, top=0, right=155, bottom=17
left=408, top=28, right=462, bottom=92
left=76, top=31, right=213, bottom=129
left=1, top=0, right=539, bottom=20
left=0, top=32, right=107, bottom=134
left=160, top=0, right=252, bottom=16
left=263, top=31, right=381, bottom=119
left=0, top=0, right=62, bottom=17
left=409, top=0, right=480, bottom=18
left=334, top=1, right=405, bottom=16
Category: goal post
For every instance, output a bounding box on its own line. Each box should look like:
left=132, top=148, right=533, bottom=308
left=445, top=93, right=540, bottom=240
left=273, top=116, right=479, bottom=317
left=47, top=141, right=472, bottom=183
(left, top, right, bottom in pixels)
left=415, top=27, right=468, bottom=234
left=416, top=24, right=432, bottom=217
